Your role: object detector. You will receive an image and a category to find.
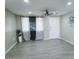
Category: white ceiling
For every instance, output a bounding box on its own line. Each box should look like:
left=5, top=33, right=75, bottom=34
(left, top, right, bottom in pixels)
left=5, top=0, right=74, bottom=16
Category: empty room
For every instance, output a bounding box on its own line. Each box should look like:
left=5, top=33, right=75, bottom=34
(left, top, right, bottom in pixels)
left=5, top=0, right=74, bottom=59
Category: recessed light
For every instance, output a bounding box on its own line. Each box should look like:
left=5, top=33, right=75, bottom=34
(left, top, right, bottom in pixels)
left=24, top=0, right=29, bottom=3
left=28, top=11, right=32, bottom=14
left=67, top=2, right=72, bottom=6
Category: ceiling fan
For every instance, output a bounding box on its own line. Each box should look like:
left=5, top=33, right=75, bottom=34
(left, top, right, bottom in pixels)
left=40, top=9, right=56, bottom=16
left=39, top=8, right=67, bottom=16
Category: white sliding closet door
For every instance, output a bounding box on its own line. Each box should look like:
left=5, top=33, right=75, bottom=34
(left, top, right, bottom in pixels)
left=36, top=17, right=44, bottom=40
left=21, top=17, right=30, bottom=40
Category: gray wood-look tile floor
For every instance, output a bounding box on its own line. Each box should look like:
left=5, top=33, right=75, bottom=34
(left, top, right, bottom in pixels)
left=5, top=39, right=74, bottom=59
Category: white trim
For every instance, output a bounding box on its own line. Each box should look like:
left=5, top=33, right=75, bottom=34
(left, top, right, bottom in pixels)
left=44, top=38, right=61, bottom=40
left=61, top=38, right=74, bottom=45
left=49, top=37, right=61, bottom=39
left=44, top=38, right=50, bottom=40
left=5, top=42, right=17, bottom=54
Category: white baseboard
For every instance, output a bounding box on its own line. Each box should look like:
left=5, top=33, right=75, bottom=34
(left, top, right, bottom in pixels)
left=61, top=38, right=74, bottom=45
left=44, top=38, right=50, bottom=40
left=5, top=42, right=17, bottom=54
left=44, top=37, right=61, bottom=40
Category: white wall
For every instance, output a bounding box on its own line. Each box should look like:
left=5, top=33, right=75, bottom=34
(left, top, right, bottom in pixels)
left=16, top=16, right=22, bottom=30
left=43, top=17, right=50, bottom=40
left=49, top=17, right=60, bottom=39
left=5, top=9, right=17, bottom=53
left=60, top=12, right=74, bottom=45
left=43, top=16, right=60, bottom=40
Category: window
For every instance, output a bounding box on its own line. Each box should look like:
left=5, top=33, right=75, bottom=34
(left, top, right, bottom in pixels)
left=36, top=17, right=43, bottom=31
left=21, top=17, right=30, bottom=32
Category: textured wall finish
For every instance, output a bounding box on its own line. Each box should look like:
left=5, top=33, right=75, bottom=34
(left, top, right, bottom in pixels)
left=5, top=9, right=17, bottom=52
left=16, top=16, right=22, bottom=30
left=60, top=12, right=74, bottom=45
